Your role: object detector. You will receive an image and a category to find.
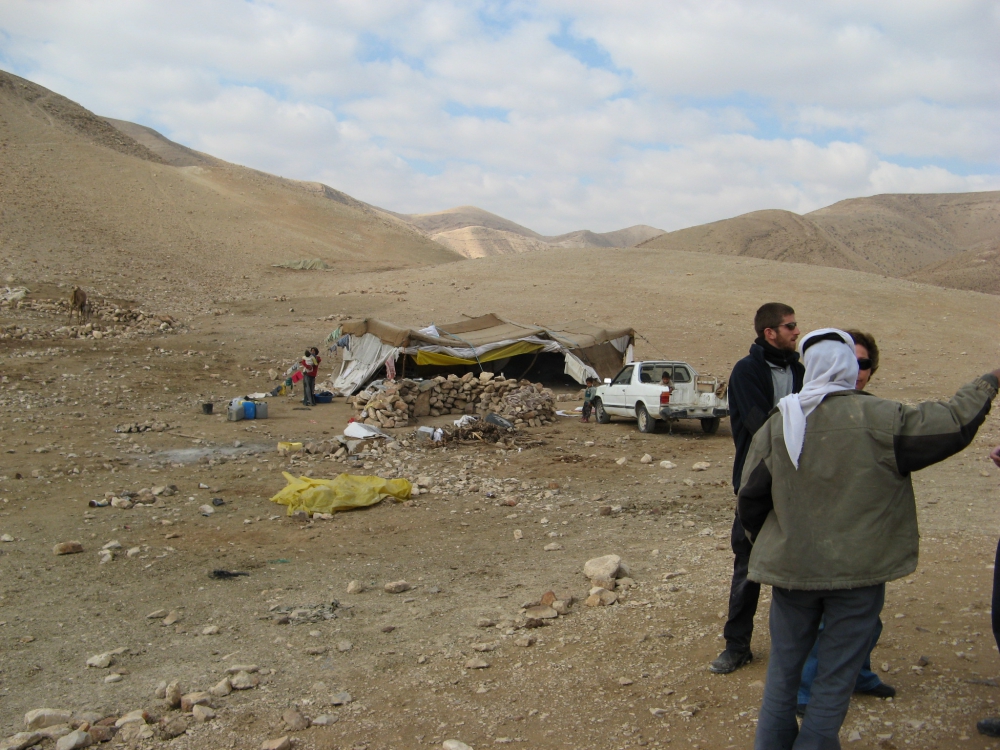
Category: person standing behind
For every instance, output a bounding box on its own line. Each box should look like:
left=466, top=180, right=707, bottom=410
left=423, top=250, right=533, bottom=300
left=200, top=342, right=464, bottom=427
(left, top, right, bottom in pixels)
left=301, top=349, right=318, bottom=407
left=739, top=328, right=998, bottom=749
left=978, top=442, right=1000, bottom=738
left=581, top=378, right=597, bottom=422
left=711, top=302, right=804, bottom=674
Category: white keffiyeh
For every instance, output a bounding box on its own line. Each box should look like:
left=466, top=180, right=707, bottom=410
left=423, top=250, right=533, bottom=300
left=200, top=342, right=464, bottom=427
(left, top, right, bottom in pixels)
left=777, top=328, right=859, bottom=468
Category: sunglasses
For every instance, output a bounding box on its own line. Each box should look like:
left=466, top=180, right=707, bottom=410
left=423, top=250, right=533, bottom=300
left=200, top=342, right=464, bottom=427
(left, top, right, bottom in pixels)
left=857, top=358, right=873, bottom=371
left=769, top=322, right=798, bottom=331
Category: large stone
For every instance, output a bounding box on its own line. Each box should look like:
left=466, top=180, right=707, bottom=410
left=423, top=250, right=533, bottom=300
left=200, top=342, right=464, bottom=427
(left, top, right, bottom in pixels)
left=164, top=680, right=182, bottom=707
left=53, top=542, right=84, bottom=555
left=524, top=606, right=558, bottom=619
left=86, top=653, right=114, bottom=669
left=192, top=705, right=216, bottom=723
left=209, top=678, right=232, bottom=697
left=282, top=708, right=310, bottom=732
left=261, top=737, right=291, bottom=750
left=116, top=722, right=153, bottom=743
left=159, top=716, right=188, bottom=739
left=25, top=709, right=73, bottom=730
left=180, top=692, right=211, bottom=711
left=346, top=580, right=364, bottom=594
left=1, top=733, right=44, bottom=750
left=87, top=726, right=115, bottom=743
left=114, top=710, right=149, bottom=727
left=583, top=555, right=621, bottom=581
left=54, top=731, right=92, bottom=750
left=230, top=671, right=260, bottom=690
left=443, top=742, right=473, bottom=750
left=384, top=580, right=411, bottom=594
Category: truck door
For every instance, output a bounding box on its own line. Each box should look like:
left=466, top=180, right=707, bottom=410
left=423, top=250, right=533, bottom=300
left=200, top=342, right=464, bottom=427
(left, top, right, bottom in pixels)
left=626, top=363, right=660, bottom=413
left=603, top=365, right=633, bottom=413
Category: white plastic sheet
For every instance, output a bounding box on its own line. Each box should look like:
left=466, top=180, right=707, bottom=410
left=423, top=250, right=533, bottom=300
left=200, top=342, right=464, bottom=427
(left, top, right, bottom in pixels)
left=333, top=333, right=400, bottom=396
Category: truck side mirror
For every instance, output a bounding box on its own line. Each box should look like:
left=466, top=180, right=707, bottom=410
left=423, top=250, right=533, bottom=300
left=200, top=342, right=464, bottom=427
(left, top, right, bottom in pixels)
left=603, top=378, right=612, bottom=384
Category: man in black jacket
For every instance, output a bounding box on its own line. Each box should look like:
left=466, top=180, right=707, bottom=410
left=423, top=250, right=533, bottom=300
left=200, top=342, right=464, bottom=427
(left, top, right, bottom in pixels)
left=710, top=302, right=804, bottom=674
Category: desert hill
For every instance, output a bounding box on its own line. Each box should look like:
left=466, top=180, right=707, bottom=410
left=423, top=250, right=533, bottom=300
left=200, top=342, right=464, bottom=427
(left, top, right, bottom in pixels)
left=0, top=70, right=460, bottom=315
left=639, top=191, right=1000, bottom=294
left=391, top=205, right=664, bottom=258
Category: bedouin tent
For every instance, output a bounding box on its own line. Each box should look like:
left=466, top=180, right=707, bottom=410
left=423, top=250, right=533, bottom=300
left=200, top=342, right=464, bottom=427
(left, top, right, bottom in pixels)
left=323, top=313, right=635, bottom=396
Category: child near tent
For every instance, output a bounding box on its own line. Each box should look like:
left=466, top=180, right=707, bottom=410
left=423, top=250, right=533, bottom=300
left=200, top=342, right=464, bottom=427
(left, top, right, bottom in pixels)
left=582, top=377, right=598, bottom=422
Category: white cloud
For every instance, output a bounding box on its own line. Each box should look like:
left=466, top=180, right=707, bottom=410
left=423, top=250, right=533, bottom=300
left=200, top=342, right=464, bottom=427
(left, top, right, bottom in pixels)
left=1, top=0, right=998, bottom=234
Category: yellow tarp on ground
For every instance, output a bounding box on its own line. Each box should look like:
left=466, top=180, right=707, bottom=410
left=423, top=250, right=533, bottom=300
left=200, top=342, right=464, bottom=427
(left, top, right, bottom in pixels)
left=412, top=340, right=543, bottom=367
left=270, top=472, right=413, bottom=516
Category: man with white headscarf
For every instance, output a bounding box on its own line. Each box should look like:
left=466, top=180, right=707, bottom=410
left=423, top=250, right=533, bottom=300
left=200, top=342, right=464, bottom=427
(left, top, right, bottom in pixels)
left=738, top=328, right=999, bottom=750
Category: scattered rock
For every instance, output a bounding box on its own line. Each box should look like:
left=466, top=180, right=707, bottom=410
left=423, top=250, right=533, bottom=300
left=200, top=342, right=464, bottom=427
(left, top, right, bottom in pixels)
left=86, top=653, right=114, bottom=669
left=226, top=664, right=260, bottom=674
left=384, top=580, right=411, bottom=594
left=198, top=504, right=215, bottom=516
left=114, top=710, right=149, bottom=727
left=464, top=658, right=490, bottom=669
left=165, top=680, right=183, bottom=707
left=618, top=677, right=634, bottom=686
left=513, top=529, right=523, bottom=541
left=202, top=625, right=220, bottom=635
left=584, top=554, right=621, bottom=581
left=649, top=708, right=667, bottom=717
left=524, top=606, right=558, bottom=620
left=514, top=634, right=536, bottom=647
left=25, top=709, right=73, bottom=730
left=53, top=542, right=83, bottom=556
left=615, top=457, right=628, bottom=466
left=54, top=731, right=92, bottom=750
left=116, top=722, right=153, bottom=743
left=311, top=715, right=338, bottom=726
left=162, top=609, right=181, bottom=626
left=337, top=640, right=353, bottom=652
left=282, top=708, right=310, bottom=732
left=640, top=454, right=653, bottom=464
left=146, top=609, right=167, bottom=619
left=180, top=691, right=211, bottom=711
left=230, top=671, right=260, bottom=690
left=104, top=673, right=122, bottom=684
left=330, top=692, right=352, bottom=706
left=261, top=735, right=291, bottom=750
left=192, top=705, right=216, bottom=723
left=209, top=678, right=232, bottom=697
left=87, top=726, right=115, bottom=743
left=543, top=542, right=563, bottom=551
left=659, top=461, right=676, bottom=469
left=847, top=730, right=862, bottom=742
left=1, top=733, right=44, bottom=750
left=476, top=618, right=496, bottom=628
left=159, top=716, right=188, bottom=739
left=346, top=580, right=364, bottom=594
left=692, top=462, right=711, bottom=471
left=585, top=588, right=618, bottom=607
left=443, top=742, right=474, bottom=750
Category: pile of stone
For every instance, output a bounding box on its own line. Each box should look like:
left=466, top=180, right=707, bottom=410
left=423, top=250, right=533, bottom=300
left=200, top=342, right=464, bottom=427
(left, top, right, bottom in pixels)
left=583, top=554, right=634, bottom=607
left=0, top=294, right=179, bottom=341
left=348, top=372, right=557, bottom=428
left=114, top=420, right=171, bottom=434
left=88, top=485, right=178, bottom=509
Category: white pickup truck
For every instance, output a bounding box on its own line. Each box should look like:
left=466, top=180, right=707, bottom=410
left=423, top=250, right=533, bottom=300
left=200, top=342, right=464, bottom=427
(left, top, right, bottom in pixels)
left=593, top=360, right=729, bottom=434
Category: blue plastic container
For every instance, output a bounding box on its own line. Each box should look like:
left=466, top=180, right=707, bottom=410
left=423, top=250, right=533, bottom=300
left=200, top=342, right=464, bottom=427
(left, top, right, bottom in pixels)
left=242, top=401, right=256, bottom=419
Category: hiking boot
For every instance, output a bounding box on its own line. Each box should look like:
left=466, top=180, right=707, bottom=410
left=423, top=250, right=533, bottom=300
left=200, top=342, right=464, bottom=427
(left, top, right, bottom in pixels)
left=709, top=649, right=753, bottom=674
left=857, top=682, right=896, bottom=699
left=978, top=717, right=1000, bottom=737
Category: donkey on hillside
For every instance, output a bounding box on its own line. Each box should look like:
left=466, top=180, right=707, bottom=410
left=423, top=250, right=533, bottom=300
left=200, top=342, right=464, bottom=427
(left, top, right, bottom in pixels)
left=68, top=287, right=90, bottom=324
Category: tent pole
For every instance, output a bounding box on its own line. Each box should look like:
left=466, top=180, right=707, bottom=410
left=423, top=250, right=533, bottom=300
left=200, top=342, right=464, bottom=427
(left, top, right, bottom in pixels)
left=400, top=354, right=407, bottom=380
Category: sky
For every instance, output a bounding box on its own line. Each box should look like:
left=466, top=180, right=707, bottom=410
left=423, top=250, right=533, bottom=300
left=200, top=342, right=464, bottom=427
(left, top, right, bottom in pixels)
left=2, top=1, right=999, bottom=235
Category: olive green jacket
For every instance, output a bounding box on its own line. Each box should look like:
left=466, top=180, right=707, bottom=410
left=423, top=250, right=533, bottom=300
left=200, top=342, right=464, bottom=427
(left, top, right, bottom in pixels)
left=737, top=374, right=998, bottom=590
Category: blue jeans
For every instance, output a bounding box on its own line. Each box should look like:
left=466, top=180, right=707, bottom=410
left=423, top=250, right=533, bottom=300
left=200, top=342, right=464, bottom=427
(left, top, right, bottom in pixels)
left=755, top=584, right=885, bottom=750
left=798, top=617, right=884, bottom=705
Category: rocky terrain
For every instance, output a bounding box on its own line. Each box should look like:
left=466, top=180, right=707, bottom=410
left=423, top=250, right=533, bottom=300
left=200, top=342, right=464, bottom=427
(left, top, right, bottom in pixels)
left=3, top=68, right=1000, bottom=750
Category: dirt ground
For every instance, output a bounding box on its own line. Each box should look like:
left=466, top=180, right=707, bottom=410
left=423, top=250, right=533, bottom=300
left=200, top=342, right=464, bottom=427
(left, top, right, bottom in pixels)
left=2, top=254, right=1000, bottom=750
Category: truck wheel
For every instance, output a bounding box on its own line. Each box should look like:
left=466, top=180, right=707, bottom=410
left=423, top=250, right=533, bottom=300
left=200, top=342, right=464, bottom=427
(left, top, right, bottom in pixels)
left=595, top=399, right=611, bottom=424
left=637, top=404, right=656, bottom=433
left=701, top=417, right=721, bottom=435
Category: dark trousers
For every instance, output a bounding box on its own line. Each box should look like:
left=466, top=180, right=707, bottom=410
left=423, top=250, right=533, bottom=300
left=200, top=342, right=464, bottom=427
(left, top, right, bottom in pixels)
left=992, top=538, right=1000, bottom=655
left=755, top=584, right=885, bottom=750
left=798, top=617, right=883, bottom=705
left=724, top=511, right=761, bottom=653
left=582, top=401, right=593, bottom=420
left=302, top=375, right=316, bottom=406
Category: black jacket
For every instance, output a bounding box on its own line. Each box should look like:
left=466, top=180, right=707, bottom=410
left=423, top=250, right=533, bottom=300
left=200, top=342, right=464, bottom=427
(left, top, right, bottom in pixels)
left=729, top=341, right=804, bottom=491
